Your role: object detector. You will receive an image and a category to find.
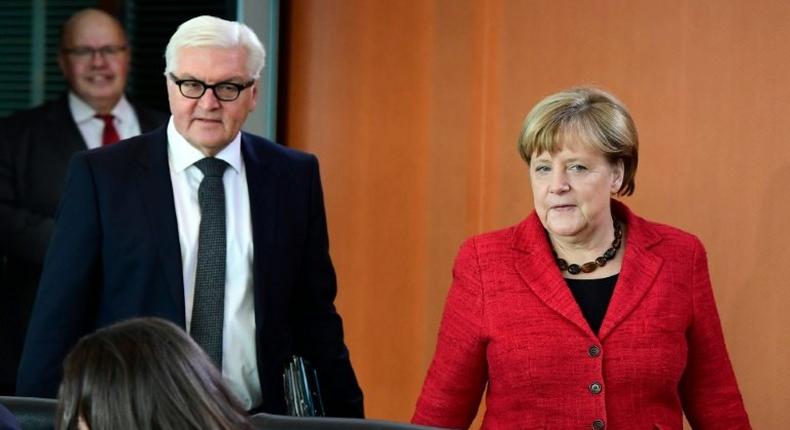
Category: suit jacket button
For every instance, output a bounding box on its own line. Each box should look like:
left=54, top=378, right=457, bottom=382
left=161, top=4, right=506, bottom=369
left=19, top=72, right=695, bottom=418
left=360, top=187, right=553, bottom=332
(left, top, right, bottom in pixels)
left=592, top=419, right=605, bottom=430
left=588, top=345, right=601, bottom=357
left=589, top=382, right=602, bottom=394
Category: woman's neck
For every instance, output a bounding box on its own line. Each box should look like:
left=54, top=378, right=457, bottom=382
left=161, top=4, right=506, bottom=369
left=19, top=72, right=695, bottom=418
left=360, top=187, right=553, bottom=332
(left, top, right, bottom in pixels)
left=549, top=222, right=615, bottom=261
left=549, top=220, right=626, bottom=279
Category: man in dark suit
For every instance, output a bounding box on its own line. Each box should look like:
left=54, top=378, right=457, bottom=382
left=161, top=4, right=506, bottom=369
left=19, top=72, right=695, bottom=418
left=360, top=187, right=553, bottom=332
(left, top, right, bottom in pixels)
left=0, top=9, right=166, bottom=395
left=17, top=15, right=364, bottom=417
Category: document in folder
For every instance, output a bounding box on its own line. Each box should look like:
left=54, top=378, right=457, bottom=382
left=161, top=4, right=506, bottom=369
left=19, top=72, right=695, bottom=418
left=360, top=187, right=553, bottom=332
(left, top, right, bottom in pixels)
left=283, top=355, right=326, bottom=416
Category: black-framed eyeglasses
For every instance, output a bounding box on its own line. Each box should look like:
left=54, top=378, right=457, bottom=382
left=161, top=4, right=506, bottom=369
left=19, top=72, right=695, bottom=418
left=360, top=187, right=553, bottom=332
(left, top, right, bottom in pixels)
left=168, top=73, right=255, bottom=102
left=62, top=45, right=128, bottom=59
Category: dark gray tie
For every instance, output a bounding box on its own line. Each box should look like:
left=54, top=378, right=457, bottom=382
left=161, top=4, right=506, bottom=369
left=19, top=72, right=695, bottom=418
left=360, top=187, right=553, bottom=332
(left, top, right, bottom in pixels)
left=191, top=157, right=229, bottom=368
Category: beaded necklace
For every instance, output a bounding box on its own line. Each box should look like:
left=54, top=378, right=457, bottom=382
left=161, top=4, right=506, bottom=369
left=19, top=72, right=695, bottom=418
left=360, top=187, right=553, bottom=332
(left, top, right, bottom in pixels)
left=552, top=219, right=623, bottom=275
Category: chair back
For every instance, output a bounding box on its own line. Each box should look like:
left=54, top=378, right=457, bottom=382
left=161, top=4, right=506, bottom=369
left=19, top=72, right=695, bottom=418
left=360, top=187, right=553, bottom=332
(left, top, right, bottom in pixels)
left=0, top=397, right=56, bottom=430
left=251, top=413, right=447, bottom=430
left=1, top=396, right=450, bottom=430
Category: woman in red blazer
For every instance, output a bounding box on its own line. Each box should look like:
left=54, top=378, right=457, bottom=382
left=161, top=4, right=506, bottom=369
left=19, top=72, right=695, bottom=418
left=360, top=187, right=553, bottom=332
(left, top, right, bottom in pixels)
left=412, top=87, right=750, bottom=430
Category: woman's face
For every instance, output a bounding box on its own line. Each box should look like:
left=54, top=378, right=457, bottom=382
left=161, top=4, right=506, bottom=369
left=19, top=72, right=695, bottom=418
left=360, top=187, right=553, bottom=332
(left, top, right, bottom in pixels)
left=529, top=135, right=623, bottom=241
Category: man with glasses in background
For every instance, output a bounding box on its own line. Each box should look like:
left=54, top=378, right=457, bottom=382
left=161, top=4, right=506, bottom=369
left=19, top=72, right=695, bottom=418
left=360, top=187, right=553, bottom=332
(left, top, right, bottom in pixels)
left=0, top=8, right=166, bottom=395
left=16, top=15, right=364, bottom=418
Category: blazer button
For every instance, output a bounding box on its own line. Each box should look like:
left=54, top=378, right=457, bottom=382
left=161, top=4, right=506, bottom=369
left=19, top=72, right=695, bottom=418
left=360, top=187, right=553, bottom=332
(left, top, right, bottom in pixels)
left=589, top=382, right=602, bottom=394
left=588, top=345, right=601, bottom=357
left=592, top=419, right=605, bottom=430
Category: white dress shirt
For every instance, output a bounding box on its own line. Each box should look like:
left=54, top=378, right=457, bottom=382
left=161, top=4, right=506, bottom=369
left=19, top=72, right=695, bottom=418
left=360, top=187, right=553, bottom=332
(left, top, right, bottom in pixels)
left=166, top=118, right=261, bottom=409
left=67, top=92, right=141, bottom=148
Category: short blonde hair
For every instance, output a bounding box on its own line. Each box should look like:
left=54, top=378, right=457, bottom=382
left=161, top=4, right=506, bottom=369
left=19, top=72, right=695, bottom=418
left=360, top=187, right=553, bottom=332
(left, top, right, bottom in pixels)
left=518, top=87, right=639, bottom=196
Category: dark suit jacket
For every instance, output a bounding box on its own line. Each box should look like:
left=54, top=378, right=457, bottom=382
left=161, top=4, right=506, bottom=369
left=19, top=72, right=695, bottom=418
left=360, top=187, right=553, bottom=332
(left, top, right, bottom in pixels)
left=413, top=201, right=750, bottom=429
left=0, top=403, right=20, bottom=430
left=16, top=127, right=364, bottom=417
left=0, top=96, right=166, bottom=394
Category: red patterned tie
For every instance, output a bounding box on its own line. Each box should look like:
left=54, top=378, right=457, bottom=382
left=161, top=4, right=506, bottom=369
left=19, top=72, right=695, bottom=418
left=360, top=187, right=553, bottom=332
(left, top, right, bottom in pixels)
left=95, top=114, right=120, bottom=145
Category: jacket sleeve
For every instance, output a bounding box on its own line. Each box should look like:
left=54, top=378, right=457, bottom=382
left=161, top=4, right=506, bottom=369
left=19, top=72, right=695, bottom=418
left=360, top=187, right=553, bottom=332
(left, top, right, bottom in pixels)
left=0, top=402, right=21, bottom=430
left=0, top=118, right=54, bottom=263
left=292, top=155, right=364, bottom=418
left=680, top=239, right=751, bottom=429
left=16, top=152, right=101, bottom=397
left=412, top=238, right=487, bottom=430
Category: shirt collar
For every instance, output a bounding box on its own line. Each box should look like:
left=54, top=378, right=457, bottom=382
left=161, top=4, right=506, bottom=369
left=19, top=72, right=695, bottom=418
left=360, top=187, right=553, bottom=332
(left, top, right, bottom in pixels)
left=166, top=117, right=243, bottom=174
left=67, top=91, right=135, bottom=125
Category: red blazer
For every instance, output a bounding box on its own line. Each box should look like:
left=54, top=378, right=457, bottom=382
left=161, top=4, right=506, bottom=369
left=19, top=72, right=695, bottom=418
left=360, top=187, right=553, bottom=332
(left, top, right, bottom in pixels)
left=413, top=201, right=750, bottom=430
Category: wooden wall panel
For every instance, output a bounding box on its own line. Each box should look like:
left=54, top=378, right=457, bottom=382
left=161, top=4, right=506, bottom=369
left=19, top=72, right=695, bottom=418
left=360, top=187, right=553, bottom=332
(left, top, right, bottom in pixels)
left=280, top=0, right=434, bottom=418
left=280, top=1, right=790, bottom=427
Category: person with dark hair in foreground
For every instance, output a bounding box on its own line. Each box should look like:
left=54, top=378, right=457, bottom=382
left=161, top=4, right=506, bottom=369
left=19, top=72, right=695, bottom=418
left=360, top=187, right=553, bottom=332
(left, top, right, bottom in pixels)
left=413, top=87, right=750, bottom=429
left=56, top=317, right=252, bottom=430
left=0, top=403, right=21, bottom=430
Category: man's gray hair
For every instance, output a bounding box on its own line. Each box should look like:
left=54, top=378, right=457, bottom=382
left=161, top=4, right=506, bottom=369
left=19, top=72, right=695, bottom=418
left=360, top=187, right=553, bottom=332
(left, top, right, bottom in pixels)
left=164, top=15, right=265, bottom=79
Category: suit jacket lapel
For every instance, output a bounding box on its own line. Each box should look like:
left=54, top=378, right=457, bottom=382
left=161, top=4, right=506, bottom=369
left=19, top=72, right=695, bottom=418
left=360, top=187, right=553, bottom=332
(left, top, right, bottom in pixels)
left=132, top=102, right=168, bottom=132
left=598, top=203, right=663, bottom=340
left=513, top=202, right=665, bottom=340
left=241, top=133, right=275, bottom=329
left=513, top=213, right=593, bottom=336
left=134, top=128, right=186, bottom=325
left=48, top=96, right=88, bottom=159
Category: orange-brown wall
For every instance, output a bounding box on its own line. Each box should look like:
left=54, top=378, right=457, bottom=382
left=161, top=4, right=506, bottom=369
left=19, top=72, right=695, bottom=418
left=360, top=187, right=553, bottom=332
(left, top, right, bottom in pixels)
left=280, top=1, right=790, bottom=427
